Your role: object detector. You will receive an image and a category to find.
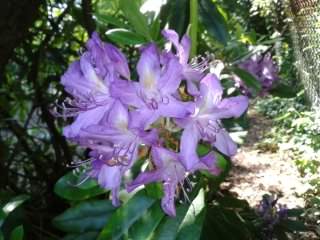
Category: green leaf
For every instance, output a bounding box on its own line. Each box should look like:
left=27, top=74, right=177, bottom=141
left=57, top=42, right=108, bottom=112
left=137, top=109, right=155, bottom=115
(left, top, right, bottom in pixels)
left=270, top=84, right=297, bottom=98
left=232, top=67, right=262, bottom=93
left=167, top=0, right=189, bottom=36
left=153, top=205, right=190, bottom=240
left=62, top=231, right=99, bottom=240
left=97, top=190, right=156, bottom=240
left=54, top=171, right=106, bottom=201
left=119, top=0, right=151, bottom=39
left=0, top=231, right=3, bottom=240
left=176, top=189, right=206, bottom=240
left=189, top=0, right=198, bottom=57
left=96, top=14, right=127, bottom=29
left=9, top=225, right=23, bottom=240
left=153, top=186, right=202, bottom=240
left=106, top=29, right=147, bottom=45
left=1, top=194, right=29, bottom=228
left=53, top=200, right=116, bottom=233
left=282, top=220, right=307, bottom=232
left=128, top=202, right=164, bottom=240
left=199, top=0, right=229, bottom=45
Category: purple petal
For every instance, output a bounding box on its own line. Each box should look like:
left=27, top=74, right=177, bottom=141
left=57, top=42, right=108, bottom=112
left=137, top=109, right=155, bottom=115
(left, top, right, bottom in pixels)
left=105, top=43, right=131, bottom=79
left=80, top=53, right=109, bottom=94
left=199, top=74, right=223, bottom=109
left=127, top=170, right=162, bottom=192
left=107, top=100, right=129, bottom=130
left=110, top=80, right=144, bottom=108
left=111, top=186, right=121, bottom=206
left=198, top=152, right=221, bottom=175
left=63, top=105, right=109, bottom=138
left=215, top=96, right=249, bottom=119
left=180, top=34, right=191, bottom=64
left=158, top=56, right=183, bottom=94
left=138, top=128, right=159, bottom=145
left=180, top=124, right=200, bottom=170
left=137, top=44, right=160, bottom=92
left=158, top=96, right=194, bottom=119
left=97, top=164, right=122, bottom=189
left=213, top=129, right=237, bottom=156
left=61, top=61, right=95, bottom=98
left=161, top=181, right=177, bottom=217
left=129, top=108, right=160, bottom=129
left=162, top=29, right=190, bottom=65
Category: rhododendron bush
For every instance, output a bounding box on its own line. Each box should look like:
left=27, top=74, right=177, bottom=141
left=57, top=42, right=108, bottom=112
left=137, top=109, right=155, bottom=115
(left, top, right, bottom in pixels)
left=1, top=0, right=312, bottom=239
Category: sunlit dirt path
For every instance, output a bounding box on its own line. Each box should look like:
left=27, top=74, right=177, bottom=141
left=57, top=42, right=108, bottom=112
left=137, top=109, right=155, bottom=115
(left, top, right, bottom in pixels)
left=224, top=110, right=307, bottom=208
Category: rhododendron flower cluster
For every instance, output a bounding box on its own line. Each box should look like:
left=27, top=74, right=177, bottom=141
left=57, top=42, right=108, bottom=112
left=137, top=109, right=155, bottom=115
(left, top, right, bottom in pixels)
left=234, top=53, right=279, bottom=97
left=57, top=30, right=249, bottom=216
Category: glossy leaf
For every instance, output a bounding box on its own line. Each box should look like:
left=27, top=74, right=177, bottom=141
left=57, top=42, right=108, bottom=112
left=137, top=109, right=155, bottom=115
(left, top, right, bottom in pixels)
left=97, top=190, right=156, bottom=240
left=54, top=171, right=106, bottom=201
left=167, top=0, right=189, bottom=36
left=119, top=0, right=151, bottom=39
left=232, top=67, right=262, bottom=93
left=53, top=200, right=116, bottom=233
left=128, top=202, right=164, bottom=240
left=9, top=225, right=23, bottom=240
left=199, top=0, right=229, bottom=45
left=106, top=29, right=147, bottom=45
left=153, top=186, right=202, bottom=240
left=176, top=189, right=206, bottom=240
left=2, top=195, right=29, bottom=216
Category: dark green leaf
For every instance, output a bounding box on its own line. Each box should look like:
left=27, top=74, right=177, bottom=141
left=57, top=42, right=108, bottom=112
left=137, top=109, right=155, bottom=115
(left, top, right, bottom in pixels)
left=53, top=200, right=116, bottom=233
left=54, top=171, right=106, bottom=201
left=270, top=84, right=297, bottom=98
left=106, top=29, right=147, bottom=45
left=176, top=190, right=206, bottom=240
left=153, top=187, right=203, bottom=240
left=2, top=195, right=29, bottom=216
left=199, top=0, right=229, bottom=45
left=0, top=231, right=3, bottom=240
left=232, top=67, right=262, bottom=93
left=153, top=204, right=190, bottom=240
left=119, top=0, right=151, bottom=39
left=9, top=225, right=23, bottom=240
left=129, top=202, right=164, bottom=239
left=97, top=190, right=156, bottom=240
left=62, top=231, right=99, bottom=240
left=167, top=0, right=189, bottom=36
left=96, top=14, right=127, bottom=29
left=282, top=220, right=307, bottom=232
left=286, top=208, right=304, bottom=217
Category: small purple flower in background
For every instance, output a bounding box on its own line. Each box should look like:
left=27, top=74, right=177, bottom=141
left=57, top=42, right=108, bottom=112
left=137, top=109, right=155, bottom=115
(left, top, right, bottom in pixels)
left=235, top=53, right=279, bottom=97
left=178, top=73, right=248, bottom=170
left=256, top=194, right=288, bottom=240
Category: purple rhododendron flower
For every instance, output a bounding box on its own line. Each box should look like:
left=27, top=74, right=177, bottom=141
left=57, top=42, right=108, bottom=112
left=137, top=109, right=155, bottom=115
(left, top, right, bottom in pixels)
left=235, top=53, right=279, bottom=96
left=57, top=30, right=249, bottom=215
left=113, top=43, right=193, bottom=128
left=127, top=146, right=186, bottom=216
left=59, top=33, right=130, bottom=138
left=178, top=73, right=248, bottom=170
